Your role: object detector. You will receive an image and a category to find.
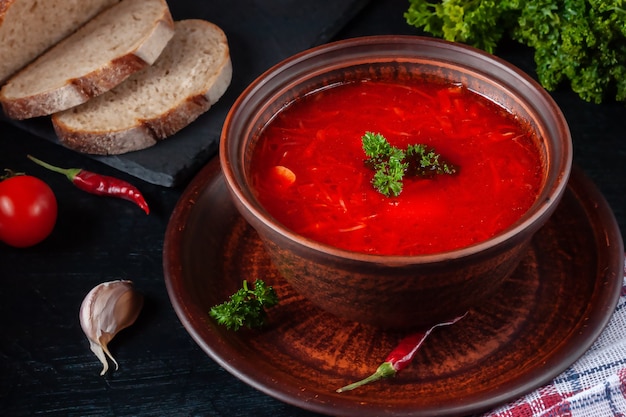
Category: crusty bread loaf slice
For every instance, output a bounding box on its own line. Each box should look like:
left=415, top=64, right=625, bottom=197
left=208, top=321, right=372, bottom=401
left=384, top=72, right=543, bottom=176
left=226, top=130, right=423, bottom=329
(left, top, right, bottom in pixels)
left=0, top=0, right=174, bottom=119
left=51, top=19, right=233, bottom=156
left=0, top=0, right=120, bottom=84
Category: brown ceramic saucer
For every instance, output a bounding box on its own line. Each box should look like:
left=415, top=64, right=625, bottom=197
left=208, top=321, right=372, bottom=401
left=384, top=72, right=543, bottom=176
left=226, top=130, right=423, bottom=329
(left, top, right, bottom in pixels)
left=163, top=158, right=624, bottom=417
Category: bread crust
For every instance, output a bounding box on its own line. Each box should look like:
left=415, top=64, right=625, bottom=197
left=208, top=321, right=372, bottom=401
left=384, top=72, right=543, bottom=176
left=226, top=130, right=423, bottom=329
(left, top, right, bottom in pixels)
left=2, top=55, right=148, bottom=119
left=0, top=0, right=121, bottom=84
left=54, top=124, right=157, bottom=155
left=52, top=20, right=233, bottom=155
left=0, top=0, right=174, bottom=119
left=54, top=58, right=232, bottom=155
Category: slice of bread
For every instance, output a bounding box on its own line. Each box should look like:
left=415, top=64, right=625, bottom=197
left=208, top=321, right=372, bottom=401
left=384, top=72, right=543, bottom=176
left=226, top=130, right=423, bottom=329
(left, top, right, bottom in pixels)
left=0, top=0, right=121, bottom=84
left=52, top=19, right=233, bottom=156
left=0, top=0, right=174, bottom=119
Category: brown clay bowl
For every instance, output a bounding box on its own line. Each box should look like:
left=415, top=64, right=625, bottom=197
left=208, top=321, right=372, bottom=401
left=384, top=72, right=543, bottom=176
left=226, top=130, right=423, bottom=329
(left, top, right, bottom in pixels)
left=219, top=35, right=573, bottom=329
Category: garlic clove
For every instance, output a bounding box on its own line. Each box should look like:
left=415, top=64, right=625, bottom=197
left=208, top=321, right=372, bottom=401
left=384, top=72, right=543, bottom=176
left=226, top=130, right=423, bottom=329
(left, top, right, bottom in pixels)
left=79, top=280, right=143, bottom=376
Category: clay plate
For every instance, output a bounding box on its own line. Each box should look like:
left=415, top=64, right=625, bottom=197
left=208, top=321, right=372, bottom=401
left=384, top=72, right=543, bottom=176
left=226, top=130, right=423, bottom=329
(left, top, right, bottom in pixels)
left=163, top=158, right=624, bottom=417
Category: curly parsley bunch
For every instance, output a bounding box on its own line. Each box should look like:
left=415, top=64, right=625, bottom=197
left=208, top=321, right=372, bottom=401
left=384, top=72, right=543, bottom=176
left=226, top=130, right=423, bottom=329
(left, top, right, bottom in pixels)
left=209, top=280, right=278, bottom=331
left=405, top=0, right=626, bottom=103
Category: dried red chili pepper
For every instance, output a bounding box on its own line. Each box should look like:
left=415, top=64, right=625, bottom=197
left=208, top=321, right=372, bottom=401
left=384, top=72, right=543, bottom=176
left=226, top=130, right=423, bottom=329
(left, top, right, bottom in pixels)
left=336, top=312, right=467, bottom=393
left=28, top=155, right=149, bottom=214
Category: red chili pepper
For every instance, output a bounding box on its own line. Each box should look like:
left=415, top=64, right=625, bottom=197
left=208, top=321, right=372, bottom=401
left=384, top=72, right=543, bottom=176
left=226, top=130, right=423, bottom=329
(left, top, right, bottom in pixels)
left=27, top=155, right=149, bottom=214
left=336, top=312, right=467, bottom=393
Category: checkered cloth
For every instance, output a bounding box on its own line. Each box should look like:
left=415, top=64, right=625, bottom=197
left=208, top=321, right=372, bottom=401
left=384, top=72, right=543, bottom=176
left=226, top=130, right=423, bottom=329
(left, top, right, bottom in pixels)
left=483, top=259, right=626, bottom=417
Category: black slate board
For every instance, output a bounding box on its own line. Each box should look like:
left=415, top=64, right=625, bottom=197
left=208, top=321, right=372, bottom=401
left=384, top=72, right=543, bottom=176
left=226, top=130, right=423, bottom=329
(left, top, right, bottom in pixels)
left=1, top=0, right=370, bottom=187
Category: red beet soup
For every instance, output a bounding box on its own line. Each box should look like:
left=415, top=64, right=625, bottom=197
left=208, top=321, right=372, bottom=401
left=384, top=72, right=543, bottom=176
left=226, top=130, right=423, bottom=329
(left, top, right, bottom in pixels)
left=249, top=78, right=545, bottom=256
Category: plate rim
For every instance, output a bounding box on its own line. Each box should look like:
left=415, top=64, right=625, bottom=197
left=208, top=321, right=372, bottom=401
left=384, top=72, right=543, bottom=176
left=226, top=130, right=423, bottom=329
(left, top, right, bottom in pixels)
left=163, top=158, right=624, bottom=416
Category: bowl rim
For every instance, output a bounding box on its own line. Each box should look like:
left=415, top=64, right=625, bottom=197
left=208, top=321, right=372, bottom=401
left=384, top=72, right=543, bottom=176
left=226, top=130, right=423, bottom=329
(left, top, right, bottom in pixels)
left=219, top=35, right=573, bottom=264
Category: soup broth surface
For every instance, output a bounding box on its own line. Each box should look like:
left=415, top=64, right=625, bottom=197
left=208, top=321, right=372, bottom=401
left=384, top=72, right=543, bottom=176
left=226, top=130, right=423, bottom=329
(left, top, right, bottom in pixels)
left=249, top=79, right=544, bottom=255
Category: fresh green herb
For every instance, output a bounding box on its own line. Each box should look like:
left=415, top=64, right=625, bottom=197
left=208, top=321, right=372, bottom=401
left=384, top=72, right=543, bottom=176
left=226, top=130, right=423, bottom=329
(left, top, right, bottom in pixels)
left=404, top=0, right=511, bottom=54
left=362, top=132, right=457, bottom=197
left=363, top=132, right=408, bottom=197
left=372, top=158, right=408, bottom=198
left=209, top=279, right=279, bottom=331
left=405, top=144, right=458, bottom=178
left=404, top=0, right=626, bottom=103
left=362, top=131, right=396, bottom=160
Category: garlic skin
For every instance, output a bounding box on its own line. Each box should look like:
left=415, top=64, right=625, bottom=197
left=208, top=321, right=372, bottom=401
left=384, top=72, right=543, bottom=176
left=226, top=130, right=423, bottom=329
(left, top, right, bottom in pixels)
left=79, top=280, right=143, bottom=376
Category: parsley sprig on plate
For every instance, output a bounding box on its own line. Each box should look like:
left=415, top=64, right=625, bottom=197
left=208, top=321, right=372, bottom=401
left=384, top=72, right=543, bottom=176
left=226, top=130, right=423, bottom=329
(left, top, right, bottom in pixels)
left=210, top=280, right=278, bottom=331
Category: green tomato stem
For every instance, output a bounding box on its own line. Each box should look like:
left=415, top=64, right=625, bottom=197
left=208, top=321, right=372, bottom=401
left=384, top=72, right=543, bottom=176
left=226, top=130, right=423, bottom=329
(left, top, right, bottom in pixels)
left=1, top=168, right=24, bottom=180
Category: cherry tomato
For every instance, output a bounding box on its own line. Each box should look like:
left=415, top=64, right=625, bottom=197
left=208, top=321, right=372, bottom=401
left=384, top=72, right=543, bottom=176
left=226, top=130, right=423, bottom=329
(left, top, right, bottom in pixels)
left=0, top=174, right=58, bottom=248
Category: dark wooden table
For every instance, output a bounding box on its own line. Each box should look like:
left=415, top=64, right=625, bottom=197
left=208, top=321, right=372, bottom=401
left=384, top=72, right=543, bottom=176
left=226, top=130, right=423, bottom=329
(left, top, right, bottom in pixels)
left=1, top=1, right=625, bottom=416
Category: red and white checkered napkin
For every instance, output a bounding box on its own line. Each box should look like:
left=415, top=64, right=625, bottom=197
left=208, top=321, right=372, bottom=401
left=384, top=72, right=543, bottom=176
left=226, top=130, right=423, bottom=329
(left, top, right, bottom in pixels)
left=483, top=259, right=626, bottom=417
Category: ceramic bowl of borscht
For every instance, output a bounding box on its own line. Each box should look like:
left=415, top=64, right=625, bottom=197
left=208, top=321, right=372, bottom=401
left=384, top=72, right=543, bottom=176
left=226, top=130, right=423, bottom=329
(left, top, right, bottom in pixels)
left=219, top=35, right=572, bottom=329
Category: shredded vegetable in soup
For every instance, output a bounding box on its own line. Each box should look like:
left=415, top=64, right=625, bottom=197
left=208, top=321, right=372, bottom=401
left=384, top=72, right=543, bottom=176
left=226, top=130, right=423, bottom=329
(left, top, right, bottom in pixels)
left=249, top=78, right=544, bottom=255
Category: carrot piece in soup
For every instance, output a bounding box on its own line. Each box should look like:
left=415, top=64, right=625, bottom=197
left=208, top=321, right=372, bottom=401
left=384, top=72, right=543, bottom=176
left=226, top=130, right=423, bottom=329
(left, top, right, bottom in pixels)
left=269, top=166, right=296, bottom=190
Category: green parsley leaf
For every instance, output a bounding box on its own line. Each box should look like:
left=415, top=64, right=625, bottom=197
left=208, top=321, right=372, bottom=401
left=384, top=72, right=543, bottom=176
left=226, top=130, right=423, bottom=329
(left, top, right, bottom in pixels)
left=209, top=279, right=279, bottom=331
left=362, top=131, right=395, bottom=160
left=404, top=0, right=626, bottom=103
left=362, top=132, right=457, bottom=197
left=406, top=144, right=458, bottom=178
left=372, top=159, right=408, bottom=197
